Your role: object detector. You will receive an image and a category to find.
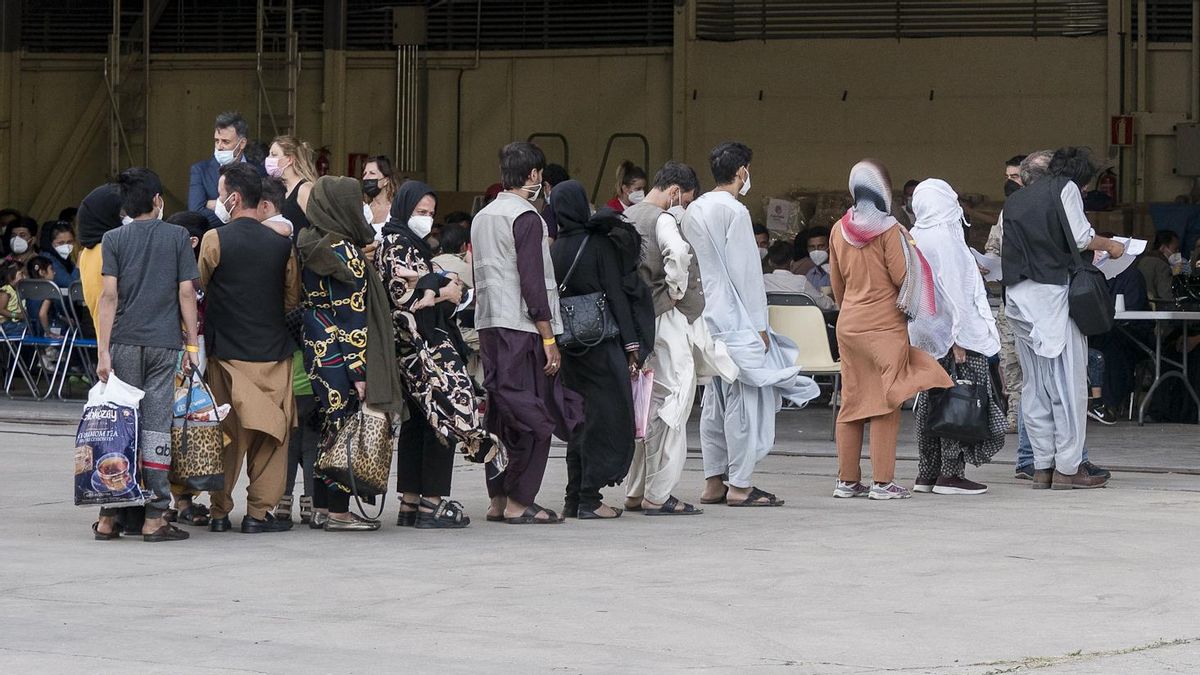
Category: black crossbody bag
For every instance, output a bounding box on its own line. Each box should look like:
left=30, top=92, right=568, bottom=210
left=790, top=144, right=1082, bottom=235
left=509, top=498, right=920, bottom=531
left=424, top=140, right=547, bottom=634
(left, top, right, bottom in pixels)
left=557, top=235, right=620, bottom=351
left=1053, top=188, right=1115, bottom=336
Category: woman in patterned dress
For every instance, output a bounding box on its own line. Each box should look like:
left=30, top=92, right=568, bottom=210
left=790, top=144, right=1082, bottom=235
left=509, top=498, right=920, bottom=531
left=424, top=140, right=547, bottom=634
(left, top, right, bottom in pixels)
left=297, top=176, right=406, bottom=531
left=375, top=180, right=501, bottom=529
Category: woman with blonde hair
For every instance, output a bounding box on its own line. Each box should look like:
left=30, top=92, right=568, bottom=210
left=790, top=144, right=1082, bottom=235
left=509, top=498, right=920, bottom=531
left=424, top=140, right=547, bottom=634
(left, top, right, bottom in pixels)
left=605, top=160, right=647, bottom=214
left=266, top=135, right=318, bottom=234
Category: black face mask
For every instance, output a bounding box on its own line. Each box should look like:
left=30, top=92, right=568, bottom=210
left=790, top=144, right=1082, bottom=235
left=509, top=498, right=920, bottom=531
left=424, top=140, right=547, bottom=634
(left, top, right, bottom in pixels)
left=362, top=178, right=381, bottom=200
left=1004, top=179, right=1021, bottom=197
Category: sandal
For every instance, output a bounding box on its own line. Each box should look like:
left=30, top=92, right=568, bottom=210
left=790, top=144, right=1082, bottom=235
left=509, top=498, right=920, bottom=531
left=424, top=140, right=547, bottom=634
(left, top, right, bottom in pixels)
left=700, top=487, right=728, bottom=505
left=727, top=487, right=785, bottom=507
left=504, top=503, right=563, bottom=525
left=415, top=499, right=471, bottom=529
left=178, top=502, right=211, bottom=527
left=163, top=508, right=178, bottom=523
left=577, top=504, right=623, bottom=520
left=92, top=521, right=122, bottom=541
left=644, top=495, right=703, bottom=516
left=397, top=500, right=420, bottom=527
left=274, top=495, right=293, bottom=522
left=143, top=523, right=191, bottom=542
left=298, top=495, right=313, bottom=524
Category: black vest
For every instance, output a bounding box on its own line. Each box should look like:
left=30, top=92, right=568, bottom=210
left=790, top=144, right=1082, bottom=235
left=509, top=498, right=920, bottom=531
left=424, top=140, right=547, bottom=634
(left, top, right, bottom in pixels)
left=1001, top=177, right=1086, bottom=287
left=204, top=217, right=295, bottom=361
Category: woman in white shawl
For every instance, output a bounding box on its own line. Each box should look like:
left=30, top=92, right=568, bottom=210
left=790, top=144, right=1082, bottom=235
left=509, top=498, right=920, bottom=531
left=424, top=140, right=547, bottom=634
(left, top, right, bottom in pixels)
left=909, top=179, right=1006, bottom=495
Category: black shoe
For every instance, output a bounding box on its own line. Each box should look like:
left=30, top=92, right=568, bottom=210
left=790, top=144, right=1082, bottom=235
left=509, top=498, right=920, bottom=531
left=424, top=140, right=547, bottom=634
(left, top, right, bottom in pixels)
left=562, top=502, right=579, bottom=519
left=240, top=513, right=294, bottom=533
left=1087, top=402, right=1117, bottom=425
left=209, top=516, right=233, bottom=533
left=1014, top=466, right=1035, bottom=480
left=1081, top=461, right=1112, bottom=480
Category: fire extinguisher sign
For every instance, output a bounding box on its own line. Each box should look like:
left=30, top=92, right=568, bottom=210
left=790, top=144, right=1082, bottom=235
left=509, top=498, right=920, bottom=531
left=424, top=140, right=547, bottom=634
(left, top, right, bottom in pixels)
left=1111, top=115, right=1135, bottom=147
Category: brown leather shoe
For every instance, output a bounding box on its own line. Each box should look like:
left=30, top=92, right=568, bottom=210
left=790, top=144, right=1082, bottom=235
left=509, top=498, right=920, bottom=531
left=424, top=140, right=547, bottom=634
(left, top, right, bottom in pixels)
left=1032, top=469, right=1054, bottom=489
left=1051, top=469, right=1108, bottom=490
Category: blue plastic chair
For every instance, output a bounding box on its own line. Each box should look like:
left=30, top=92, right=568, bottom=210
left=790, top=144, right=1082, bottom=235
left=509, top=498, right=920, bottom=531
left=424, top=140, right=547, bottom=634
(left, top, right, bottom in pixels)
left=14, top=279, right=75, bottom=399
left=1, top=320, right=37, bottom=397
left=65, top=281, right=98, bottom=383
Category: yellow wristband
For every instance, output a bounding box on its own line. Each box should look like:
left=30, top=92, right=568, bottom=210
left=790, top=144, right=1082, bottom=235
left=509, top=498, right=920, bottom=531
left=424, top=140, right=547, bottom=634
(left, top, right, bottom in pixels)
left=542, top=337, right=556, bottom=346
left=185, top=345, right=199, bottom=353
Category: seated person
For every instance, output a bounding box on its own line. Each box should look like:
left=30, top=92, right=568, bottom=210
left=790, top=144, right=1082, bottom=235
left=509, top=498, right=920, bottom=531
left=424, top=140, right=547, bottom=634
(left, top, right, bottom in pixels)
left=1138, top=230, right=1180, bottom=306
left=24, top=255, right=61, bottom=337
left=1086, top=348, right=1116, bottom=425
left=0, top=263, right=25, bottom=335
left=795, top=226, right=832, bottom=291
left=761, top=241, right=837, bottom=312
left=45, top=222, right=80, bottom=289
left=1090, top=234, right=1151, bottom=417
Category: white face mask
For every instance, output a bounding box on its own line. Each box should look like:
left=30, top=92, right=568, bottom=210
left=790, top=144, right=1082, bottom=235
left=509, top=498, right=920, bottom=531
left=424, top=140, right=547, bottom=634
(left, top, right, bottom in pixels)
left=628, top=190, right=645, bottom=204
left=1168, top=252, right=1184, bottom=266
left=54, top=243, right=73, bottom=258
left=9, top=237, right=29, bottom=255
left=521, top=183, right=543, bottom=201
left=666, top=205, right=685, bottom=223
left=739, top=168, right=752, bottom=196
left=215, top=194, right=234, bottom=224
left=214, top=141, right=241, bottom=166
left=808, top=250, right=829, bottom=266
left=758, top=247, right=768, bottom=260
left=408, top=215, right=434, bottom=238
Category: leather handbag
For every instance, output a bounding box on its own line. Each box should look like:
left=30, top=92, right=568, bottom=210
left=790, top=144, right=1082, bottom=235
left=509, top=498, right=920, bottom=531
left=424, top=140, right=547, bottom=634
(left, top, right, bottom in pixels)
left=1054, top=193, right=1115, bottom=336
left=926, top=362, right=990, bottom=444
left=315, top=404, right=393, bottom=519
left=557, top=234, right=620, bottom=351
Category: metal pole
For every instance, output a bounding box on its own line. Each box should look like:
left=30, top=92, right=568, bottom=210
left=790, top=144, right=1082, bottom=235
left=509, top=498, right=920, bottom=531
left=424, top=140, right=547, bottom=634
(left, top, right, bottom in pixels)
left=395, top=46, right=402, bottom=169
left=143, top=0, right=150, bottom=166
left=1135, top=0, right=1147, bottom=202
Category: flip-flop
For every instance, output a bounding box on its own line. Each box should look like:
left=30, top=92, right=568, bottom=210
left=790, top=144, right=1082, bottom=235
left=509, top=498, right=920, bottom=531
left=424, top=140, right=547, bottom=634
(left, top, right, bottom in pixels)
left=504, top=504, right=563, bottom=525
left=143, top=523, right=191, bottom=542
left=92, top=522, right=122, bottom=541
left=728, top=487, right=785, bottom=507
left=644, top=495, right=704, bottom=516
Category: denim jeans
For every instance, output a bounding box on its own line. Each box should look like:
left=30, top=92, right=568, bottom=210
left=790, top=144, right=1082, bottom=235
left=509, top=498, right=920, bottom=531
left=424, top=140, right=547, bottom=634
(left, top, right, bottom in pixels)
left=1015, top=412, right=1090, bottom=470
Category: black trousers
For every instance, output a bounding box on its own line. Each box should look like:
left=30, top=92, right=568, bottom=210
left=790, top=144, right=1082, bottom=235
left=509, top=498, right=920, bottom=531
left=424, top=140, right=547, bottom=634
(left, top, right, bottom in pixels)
left=396, top=398, right=454, bottom=497
left=285, top=394, right=319, bottom=498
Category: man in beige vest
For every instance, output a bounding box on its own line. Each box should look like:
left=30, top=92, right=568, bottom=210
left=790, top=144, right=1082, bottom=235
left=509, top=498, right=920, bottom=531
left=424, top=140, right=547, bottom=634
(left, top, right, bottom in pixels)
left=473, top=141, right=582, bottom=524
left=621, top=162, right=707, bottom=515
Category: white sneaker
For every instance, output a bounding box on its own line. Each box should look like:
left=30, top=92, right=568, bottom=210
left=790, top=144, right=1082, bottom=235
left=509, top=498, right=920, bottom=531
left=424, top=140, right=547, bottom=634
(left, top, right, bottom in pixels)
left=868, top=482, right=912, bottom=500
left=833, top=481, right=870, bottom=498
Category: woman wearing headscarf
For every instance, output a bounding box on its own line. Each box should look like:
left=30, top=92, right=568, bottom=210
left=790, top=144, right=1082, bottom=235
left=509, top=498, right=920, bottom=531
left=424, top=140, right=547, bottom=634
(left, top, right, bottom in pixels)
left=550, top=180, right=655, bottom=519
left=375, top=180, right=502, bottom=529
left=909, top=179, right=1005, bottom=495
left=76, top=184, right=125, bottom=331
left=296, top=175, right=406, bottom=531
left=829, top=160, right=953, bottom=501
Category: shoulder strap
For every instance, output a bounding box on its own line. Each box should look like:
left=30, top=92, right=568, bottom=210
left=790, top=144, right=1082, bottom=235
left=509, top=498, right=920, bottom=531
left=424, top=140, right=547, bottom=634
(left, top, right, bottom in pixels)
left=558, top=234, right=590, bottom=292
left=1050, top=180, right=1083, bottom=272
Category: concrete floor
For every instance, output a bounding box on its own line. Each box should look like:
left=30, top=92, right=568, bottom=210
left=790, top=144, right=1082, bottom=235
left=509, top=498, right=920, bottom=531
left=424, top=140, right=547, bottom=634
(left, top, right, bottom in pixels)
left=1, top=402, right=1198, bottom=674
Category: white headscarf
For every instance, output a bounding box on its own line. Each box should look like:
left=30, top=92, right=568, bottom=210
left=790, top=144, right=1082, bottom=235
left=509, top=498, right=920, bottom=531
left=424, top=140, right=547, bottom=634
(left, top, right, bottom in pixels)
left=911, top=179, right=965, bottom=234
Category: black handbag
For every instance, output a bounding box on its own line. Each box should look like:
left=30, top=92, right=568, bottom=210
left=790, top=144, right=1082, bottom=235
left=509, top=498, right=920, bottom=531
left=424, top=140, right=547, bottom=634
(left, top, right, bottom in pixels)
left=926, top=361, right=990, bottom=444
left=1054, top=192, right=1115, bottom=336
left=557, top=234, right=620, bottom=351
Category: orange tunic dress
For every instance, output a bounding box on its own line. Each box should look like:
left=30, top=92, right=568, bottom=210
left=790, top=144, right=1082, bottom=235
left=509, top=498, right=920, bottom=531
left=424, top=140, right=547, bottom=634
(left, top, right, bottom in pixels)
left=829, top=220, right=952, bottom=423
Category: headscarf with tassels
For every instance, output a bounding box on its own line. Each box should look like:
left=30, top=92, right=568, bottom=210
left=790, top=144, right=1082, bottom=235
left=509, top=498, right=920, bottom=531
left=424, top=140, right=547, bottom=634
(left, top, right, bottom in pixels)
left=298, top=175, right=406, bottom=414
left=839, top=160, right=939, bottom=327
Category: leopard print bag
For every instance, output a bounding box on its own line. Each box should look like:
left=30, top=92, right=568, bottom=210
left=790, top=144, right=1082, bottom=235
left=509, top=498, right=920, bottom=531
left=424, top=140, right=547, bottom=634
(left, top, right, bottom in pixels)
left=316, top=405, right=393, bottom=518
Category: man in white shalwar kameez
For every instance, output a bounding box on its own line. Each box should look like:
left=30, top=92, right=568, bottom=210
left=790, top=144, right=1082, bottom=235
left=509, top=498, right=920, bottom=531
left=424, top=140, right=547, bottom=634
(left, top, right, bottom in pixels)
left=1001, top=149, right=1124, bottom=490
left=622, top=162, right=736, bottom=515
left=683, top=142, right=819, bottom=507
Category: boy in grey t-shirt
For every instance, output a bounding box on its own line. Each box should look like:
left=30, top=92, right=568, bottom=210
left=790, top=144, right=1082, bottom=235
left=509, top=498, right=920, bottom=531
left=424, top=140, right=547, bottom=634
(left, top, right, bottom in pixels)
left=94, top=168, right=200, bottom=543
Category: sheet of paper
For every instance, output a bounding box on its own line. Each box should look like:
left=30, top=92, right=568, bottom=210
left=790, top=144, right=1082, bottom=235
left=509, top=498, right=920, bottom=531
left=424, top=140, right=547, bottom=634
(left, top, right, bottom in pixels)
left=1093, top=237, right=1146, bottom=280
left=971, top=249, right=1003, bottom=282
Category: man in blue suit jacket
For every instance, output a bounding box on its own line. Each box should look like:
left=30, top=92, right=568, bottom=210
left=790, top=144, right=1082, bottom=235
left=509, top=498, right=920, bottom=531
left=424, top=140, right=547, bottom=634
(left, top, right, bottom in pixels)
left=189, top=112, right=256, bottom=230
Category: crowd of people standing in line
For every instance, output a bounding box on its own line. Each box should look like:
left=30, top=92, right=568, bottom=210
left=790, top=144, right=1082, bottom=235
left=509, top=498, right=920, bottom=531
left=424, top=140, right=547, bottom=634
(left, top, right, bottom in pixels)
left=1, top=111, right=1158, bottom=543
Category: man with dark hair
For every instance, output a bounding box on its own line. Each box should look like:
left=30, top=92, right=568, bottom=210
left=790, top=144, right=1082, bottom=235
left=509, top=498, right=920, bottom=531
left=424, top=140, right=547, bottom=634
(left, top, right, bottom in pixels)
left=896, top=179, right=920, bottom=227
left=473, top=141, right=581, bottom=524
left=443, top=211, right=472, bottom=229
left=1138, top=229, right=1181, bottom=304
left=1002, top=146, right=1125, bottom=490
left=256, top=176, right=293, bottom=237
left=1004, top=155, right=1027, bottom=196
left=199, top=159, right=300, bottom=533
left=94, top=167, right=200, bottom=542
left=622, top=160, right=713, bottom=515
left=543, top=163, right=570, bottom=193
left=683, top=142, right=818, bottom=507
left=189, top=111, right=257, bottom=229
left=791, top=226, right=832, bottom=290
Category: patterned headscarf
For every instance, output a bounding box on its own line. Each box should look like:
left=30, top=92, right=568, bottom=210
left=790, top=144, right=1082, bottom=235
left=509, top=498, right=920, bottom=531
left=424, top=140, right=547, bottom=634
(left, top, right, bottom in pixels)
left=839, top=160, right=939, bottom=326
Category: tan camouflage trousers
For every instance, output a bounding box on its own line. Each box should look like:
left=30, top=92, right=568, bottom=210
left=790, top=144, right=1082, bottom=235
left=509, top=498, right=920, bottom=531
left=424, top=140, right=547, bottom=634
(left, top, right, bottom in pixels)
left=997, top=303, right=1023, bottom=428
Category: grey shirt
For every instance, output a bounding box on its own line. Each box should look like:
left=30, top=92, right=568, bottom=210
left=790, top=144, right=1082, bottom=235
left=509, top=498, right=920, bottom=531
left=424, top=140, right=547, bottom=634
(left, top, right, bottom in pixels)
left=101, top=218, right=199, bottom=350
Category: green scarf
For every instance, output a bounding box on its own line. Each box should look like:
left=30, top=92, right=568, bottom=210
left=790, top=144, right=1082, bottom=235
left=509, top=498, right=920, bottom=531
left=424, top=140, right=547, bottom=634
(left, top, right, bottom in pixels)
left=299, top=176, right=405, bottom=414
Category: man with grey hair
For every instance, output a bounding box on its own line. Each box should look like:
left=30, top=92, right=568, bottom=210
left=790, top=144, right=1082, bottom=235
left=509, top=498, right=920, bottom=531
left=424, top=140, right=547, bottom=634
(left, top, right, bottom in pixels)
left=1000, top=147, right=1124, bottom=490
left=189, top=111, right=253, bottom=230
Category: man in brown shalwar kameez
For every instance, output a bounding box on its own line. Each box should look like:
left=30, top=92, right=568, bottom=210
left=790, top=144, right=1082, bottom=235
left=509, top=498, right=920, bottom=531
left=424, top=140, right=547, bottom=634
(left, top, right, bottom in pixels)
left=200, top=163, right=300, bottom=533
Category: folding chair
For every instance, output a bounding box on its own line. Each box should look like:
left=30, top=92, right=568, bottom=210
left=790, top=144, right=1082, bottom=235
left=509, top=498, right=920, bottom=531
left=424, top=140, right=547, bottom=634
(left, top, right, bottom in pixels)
left=1, top=320, right=38, bottom=397
left=64, top=281, right=98, bottom=383
left=14, top=279, right=75, bottom=400
left=768, top=304, right=841, bottom=441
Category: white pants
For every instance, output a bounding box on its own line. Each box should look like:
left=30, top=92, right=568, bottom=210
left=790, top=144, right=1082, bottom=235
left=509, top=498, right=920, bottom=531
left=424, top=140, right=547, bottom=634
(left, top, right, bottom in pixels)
left=626, top=310, right=696, bottom=504
left=1012, top=316, right=1088, bottom=474
left=700, top=377, right=779, bottom=489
